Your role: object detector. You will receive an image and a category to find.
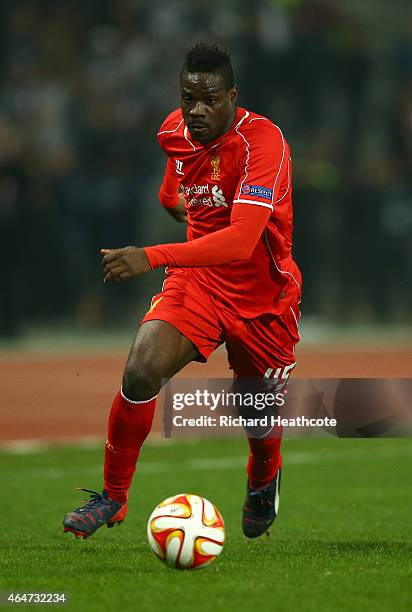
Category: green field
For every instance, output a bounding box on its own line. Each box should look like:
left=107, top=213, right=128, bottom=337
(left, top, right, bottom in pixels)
left=1, top=437, right=411, bottom=611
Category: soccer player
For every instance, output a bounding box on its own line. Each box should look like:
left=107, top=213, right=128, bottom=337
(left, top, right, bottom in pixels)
left=63, top=43, right=301, bottom=540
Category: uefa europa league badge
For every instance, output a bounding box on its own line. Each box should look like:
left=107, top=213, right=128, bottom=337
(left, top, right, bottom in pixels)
left=210, top=154, right=221, bottom=181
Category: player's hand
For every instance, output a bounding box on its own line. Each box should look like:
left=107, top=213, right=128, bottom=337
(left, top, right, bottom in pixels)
left=166, top=192, right=187, bottom=223
left=101, top=246, right=151, bottom=283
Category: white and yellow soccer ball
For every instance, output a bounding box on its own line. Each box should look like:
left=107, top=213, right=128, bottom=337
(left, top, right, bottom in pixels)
left=147, top=493, right=225, bottom=569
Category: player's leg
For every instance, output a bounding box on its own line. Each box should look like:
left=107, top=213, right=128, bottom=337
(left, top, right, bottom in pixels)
left=102, top=319, right=200, bottom=505
left=122, top=319, right=201, bottom=401
left=63, top=320, right=198, bottom=539
left=231, top=376, right=285, bottom=489
left=63, top=271, right=223, bottom=539
left=230, top=373, right=285, bottom=539
left=225, top=302, right=300, bottom=538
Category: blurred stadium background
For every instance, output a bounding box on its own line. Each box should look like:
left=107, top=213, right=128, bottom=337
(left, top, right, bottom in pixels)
left=1, top=7, right=410, bottom=608
left=0, top=0, right=411, bottom=443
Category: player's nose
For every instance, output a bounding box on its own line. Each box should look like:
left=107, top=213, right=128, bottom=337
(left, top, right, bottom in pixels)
left=190, top=101, right=206, bottom=117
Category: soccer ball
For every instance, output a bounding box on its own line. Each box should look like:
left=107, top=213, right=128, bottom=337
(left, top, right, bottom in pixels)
left=147, top=493, right=225, bottom=569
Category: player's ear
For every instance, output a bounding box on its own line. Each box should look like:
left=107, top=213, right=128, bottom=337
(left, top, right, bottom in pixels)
left=229, top=86, right=238, bottom=103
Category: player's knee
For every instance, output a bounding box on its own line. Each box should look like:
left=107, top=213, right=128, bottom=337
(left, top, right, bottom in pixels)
left=122, top=358, right=161, bottom=402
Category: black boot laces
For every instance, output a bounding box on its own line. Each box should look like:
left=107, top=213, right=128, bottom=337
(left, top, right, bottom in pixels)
left=73, top=488, right=108, bottom=513
left=249, top=484, right=274, bottom=508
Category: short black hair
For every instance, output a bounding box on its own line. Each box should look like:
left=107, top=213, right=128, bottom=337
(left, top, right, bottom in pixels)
left=182, top=42, right=235, bottom=90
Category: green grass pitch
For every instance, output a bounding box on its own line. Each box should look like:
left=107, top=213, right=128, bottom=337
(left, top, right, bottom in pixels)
left=0, top=437, right=411, bottom=611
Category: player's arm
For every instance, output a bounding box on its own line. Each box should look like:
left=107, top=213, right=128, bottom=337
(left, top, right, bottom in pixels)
left=145, top=203, right=270, bottom=268
left=159, top=158, right=187, bottom=223
left=101, top=203, right=270, bottom=282
left=101, top=122, right=285, bottom=281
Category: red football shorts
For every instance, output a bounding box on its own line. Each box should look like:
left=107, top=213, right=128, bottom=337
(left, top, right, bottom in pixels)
left=141, top=269, right=300, bottom=379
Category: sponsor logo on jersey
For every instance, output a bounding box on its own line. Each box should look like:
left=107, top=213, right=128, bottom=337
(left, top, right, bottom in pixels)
left=210, top=154, right=221, bottom=181
left=182, top=183, right=228, bottom=208
left=241, top=184, right=273, bottom=200
left=212, top=184, right=227, bottom=207
left=183, top=184, right=210, bottom=196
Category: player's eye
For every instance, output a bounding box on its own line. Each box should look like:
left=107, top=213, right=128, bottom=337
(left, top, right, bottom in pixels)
left=182, top=95, right=192, bottom=103
left=207, top=98, right=216, bottom=105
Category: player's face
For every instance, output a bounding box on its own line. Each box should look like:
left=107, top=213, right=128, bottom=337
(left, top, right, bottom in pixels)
left=180, top=71, right=237, bottom=144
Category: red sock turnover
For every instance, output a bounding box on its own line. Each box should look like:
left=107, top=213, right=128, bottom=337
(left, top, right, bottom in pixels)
left=104, top=388, right=156, bottom=504
left=247, top=431, right=283, bottom=490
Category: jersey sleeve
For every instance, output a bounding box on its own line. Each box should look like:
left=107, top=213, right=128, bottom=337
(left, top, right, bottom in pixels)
left=144, top=203, right=271, bottom=268
left=233, top=121, right=288, bottom=211
left=158, top=158, right=181, bottom=209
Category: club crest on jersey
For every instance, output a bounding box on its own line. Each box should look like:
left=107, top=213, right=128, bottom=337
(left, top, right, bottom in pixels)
left=210, top=154, right=221, bottom=181
left=241, top=184, right=272, bottom=200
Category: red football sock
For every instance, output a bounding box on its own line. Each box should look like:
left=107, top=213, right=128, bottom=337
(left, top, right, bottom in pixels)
left=104, top=388, right=157, bottom=504
left=247, top=430, right=283, bottom=490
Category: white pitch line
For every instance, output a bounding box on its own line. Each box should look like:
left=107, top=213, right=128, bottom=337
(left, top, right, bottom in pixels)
left=0, top=435, right=198, bottom=455
left=1, top=446, right=411, bottom=481
left=0, top=436, right=102, bottom=455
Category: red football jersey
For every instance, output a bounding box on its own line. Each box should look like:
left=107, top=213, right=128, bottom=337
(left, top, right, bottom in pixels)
left=157, top=106, right=302, bottom=318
